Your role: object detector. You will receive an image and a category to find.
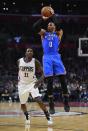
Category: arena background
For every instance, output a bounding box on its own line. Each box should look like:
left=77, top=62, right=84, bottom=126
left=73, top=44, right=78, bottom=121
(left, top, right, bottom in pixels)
left=0, top=1, right=88, bottom=131
left=0, top=0, right=87, bottom=103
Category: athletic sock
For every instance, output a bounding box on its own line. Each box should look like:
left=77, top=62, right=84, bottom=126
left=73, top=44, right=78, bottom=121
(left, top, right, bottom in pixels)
left=24, top=111, right=29, bottom=120
left=44, top=110, right=50, bottom=120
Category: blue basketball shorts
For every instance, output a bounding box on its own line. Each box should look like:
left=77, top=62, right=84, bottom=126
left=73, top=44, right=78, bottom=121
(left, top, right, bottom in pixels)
left=43, top=54, right=66, bottom=77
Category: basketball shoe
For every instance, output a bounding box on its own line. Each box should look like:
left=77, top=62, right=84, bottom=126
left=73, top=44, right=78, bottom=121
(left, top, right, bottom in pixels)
left=48, top=117, right=53, bottom=125
left=25, top=114, right=30, bottom=129
left=44, top=110, right=53, bottom=125
left=64, top=104, right=70, bottom=112
left=49, top=108, right=55, bottom=114
left=63, top=95, right=70, bottom=112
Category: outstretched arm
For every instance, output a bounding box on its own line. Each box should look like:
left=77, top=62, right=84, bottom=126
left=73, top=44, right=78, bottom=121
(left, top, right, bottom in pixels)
left=33, top=18, right=44, bottom=34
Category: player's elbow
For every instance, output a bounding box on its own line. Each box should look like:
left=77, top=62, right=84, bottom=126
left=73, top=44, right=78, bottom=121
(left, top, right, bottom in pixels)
left=59, top=29, right=63, bottom=35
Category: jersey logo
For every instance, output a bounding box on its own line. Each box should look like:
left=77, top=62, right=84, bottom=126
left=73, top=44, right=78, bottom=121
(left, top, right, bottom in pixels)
left=19, top=66, right=34, bottom=72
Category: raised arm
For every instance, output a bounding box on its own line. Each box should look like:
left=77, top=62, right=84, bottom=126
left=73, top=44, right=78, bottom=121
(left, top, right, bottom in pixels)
left=33, top=18, right=44, bottom=34
left=32, top=7, right=60, bottom=34
left=33, top=15, right=60, bottom=33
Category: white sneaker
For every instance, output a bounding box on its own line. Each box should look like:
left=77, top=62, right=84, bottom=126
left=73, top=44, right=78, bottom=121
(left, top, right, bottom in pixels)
left=25, top=119, right=30, bottom=125
left=48, top=127, right=53, bottom=131
left=25, top=120, right=30, bottom=131
left=25, top=114, right=30, bottom=123
left=48, top=117, right=53, bottom=125
left=25, top=115, right=30, bottom=129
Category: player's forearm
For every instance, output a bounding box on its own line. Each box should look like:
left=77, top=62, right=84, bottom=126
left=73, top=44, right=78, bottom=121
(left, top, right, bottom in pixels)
left=49, top=14, right=60, bottom=30
left=33, top=14, right=59, bottom=32
left=33, top=18, right=44, bottom=33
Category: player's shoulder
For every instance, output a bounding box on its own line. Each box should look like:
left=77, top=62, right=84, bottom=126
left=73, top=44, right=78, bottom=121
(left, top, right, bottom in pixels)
left=18, top=57, right=24, bottom=62
left=35, top=58, right=41, bottom=64
left=17, top=57, right=23, bottom=64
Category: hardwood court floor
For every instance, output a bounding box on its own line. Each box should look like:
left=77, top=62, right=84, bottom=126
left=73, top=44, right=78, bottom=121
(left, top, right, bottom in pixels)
left=0, top=102, right=88, bottom=131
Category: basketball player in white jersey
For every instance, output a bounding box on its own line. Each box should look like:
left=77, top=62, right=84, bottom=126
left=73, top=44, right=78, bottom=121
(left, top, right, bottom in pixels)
left=17, top=48, right=53, bottom=127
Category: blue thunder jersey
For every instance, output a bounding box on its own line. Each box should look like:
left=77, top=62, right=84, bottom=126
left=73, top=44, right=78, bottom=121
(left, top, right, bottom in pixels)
left=42, top=31, right=66, bottom=76
left=42, top=32, right=60, bottom=55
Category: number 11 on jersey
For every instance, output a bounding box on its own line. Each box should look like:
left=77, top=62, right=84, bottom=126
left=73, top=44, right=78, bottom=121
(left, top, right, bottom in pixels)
left=24, top=73, right=29, bottom=77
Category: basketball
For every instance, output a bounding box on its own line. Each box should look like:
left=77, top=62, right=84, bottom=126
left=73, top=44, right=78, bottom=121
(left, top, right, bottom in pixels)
left=41, top=6, right=54, bottom=17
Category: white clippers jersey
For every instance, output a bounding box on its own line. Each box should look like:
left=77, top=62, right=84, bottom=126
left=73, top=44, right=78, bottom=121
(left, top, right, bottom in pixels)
left=18, top=58, right=37, bottom=84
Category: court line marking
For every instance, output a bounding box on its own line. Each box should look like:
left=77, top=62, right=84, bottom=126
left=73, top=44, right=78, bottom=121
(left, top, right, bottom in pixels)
left=0, top=122, right=78, bottom=131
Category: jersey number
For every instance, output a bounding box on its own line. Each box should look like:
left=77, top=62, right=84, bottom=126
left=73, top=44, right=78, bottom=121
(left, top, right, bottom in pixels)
left=24, top=73, right=29, bottom=77
left=49, top=41, right=53, bottom=47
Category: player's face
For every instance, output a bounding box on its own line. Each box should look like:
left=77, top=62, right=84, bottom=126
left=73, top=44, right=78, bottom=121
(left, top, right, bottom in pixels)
left=47, top=22, right=56, bottom=32
left=25, top=48, right=33, bottom=58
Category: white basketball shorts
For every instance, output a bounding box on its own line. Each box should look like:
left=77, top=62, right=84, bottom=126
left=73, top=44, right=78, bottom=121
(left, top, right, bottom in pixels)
left=18, top=82, right=41, bottom=104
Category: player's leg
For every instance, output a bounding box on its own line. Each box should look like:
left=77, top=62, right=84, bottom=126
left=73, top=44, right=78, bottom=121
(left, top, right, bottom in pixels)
left=31, top=87, right=53, bottom=125
left=43, top=55, right=55, bottom=114
left=53, top=54, right=70, bottom=112
left=59, top=75, right=70, bottom=112
left=45, top=77, right=55, bottom=114
left=18, top=87, right=30, bottom=123
left=21, top=104, right=29, bottom=120
left=34, top=96, right=53, bottom=124
left=19, top=93, right=31, bottom=128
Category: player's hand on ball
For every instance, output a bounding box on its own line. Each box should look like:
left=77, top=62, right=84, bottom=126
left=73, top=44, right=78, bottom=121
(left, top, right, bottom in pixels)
left=41, top=6, right=54, bottom=19
left=42, top=16, right=49, bottom=20
left=48, top=7, right=54, bottom=15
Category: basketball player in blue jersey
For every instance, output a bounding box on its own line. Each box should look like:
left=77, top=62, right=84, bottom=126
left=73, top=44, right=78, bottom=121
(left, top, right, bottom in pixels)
left=33, top=10, right=70, bottom=114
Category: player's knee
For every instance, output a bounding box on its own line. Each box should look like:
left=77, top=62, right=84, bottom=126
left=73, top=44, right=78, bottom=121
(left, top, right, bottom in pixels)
left=61, top=81, right=68, bottom=94
left=46, top=76, right=53, bottom=84
left=58, top=75, right=68, bottom=94
left=45, top=77, right=53, bottom=95
left=62, top=87, right=68, bottom=94
left=34, top=96, right=42, bottom=103
left=60, top=81, right=68, bottom=94
left=59, top=75, right=66, bottom=83
left=47, top=88, right=53, bottom=96
left=21, top=104, right=26, bottom=107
